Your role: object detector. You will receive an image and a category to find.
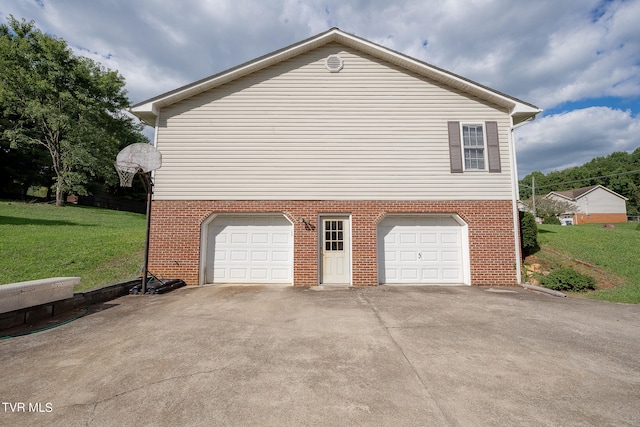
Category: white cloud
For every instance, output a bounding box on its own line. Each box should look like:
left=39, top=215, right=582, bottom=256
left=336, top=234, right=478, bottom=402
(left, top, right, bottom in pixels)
left=515, top=107, right=640, bottom=177
left=4, top=0, right=639, bottom=108
left=1, top=0, right=639, bottom=171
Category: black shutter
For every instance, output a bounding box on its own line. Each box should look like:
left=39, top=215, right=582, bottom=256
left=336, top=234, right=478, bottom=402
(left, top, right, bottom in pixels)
left=447, top=121, right=463, bottom=173
left=485, top=121, right=501, bottom=173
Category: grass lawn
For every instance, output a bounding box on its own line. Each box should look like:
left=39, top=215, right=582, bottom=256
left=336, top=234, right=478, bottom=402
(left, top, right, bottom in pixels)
left=0, top=200, right=145, bottom=291
left=535, top=222, right=640, bottom=304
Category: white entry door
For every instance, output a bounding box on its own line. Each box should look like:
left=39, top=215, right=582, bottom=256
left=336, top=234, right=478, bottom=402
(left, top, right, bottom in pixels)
left=320, top=217, right=351, bottom=285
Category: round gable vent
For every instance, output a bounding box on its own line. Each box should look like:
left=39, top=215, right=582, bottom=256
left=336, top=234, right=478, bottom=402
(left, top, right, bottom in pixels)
left=325, top=55, right=344, bottom=72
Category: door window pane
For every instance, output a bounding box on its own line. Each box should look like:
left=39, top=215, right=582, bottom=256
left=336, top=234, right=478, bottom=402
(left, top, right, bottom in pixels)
left=324, top=220, right=345, bottom=251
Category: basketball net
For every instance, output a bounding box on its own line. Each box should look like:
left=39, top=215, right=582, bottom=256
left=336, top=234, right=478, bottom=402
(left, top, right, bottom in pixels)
left=114, top=161, right=140, bottom=187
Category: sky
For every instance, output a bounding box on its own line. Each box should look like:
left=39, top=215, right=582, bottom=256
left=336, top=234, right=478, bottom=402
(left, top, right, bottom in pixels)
left=1, top=0, right=639, bottom=179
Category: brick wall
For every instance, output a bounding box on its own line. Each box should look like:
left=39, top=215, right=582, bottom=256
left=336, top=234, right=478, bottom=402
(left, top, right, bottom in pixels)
left=574, top=213, right=628, bottom=224
left=148, top=200, right=518, bottom=287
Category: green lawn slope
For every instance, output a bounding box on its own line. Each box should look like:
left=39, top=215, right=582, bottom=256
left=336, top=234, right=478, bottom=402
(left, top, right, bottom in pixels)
left=0, top=201, right=145, bottom=291
left=534, top=223, right=640, bottom=304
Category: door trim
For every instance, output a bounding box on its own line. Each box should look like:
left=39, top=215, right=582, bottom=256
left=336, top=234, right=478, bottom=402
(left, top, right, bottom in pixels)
left=318, top=214, right=352, bottom=285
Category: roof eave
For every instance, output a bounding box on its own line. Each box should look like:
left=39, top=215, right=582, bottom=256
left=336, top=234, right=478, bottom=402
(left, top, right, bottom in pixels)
left=130, top=28, right=542, bottom=125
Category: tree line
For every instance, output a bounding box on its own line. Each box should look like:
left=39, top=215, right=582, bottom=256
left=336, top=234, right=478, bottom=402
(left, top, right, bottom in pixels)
left=0, top=16, right=148, bottom=206
left=519, top=147, right=640, bottom=216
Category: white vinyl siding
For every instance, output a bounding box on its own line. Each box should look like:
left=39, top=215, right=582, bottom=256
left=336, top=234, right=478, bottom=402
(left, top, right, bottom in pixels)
left=154, top=43, right=512, bottom=201
left=575, top=189, right=627, bottom=214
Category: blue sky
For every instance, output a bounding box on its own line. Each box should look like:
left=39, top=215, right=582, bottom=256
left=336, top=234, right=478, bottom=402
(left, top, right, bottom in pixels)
left=1, top=0, right=639, bottom=178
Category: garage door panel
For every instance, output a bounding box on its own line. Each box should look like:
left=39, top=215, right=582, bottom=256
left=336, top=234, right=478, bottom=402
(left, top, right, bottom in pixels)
left=400, top=233, right=417, bottom=244
left=422, top=269, right=439, bottom=280
left=400, top=269, right=418, bottom=281
left=251, top=251, right=268, bottom=262
left=271, top=269, right=290, bottom=280
left=231, top=233, right=248, bottom=244
left=421, top=233, right=437, bottom=244
left=272, top=251, right=290, bottom=262
left=206, top=215, right=292, bottom=284
left=422, top=251, right=438, bottom=262
left=442, top=251, right=460, bottom=262
left=229, top=269, right=248, bottom=280
left=250, top=269, right=268, bottom=280
left=230, top=250, right=248, bottom=261
left=378, top=216, right=466, bottom=285
left=252, top=233, right=269, bottom=244
left=441, top=233, right=460, bottom=245
left=401, top=251, right=418, bottom=262
left=214, top=251, right=227, bottom=262
left=272, top=233, right=290, bottom=244
left=443, top=269, right=462, bottom=280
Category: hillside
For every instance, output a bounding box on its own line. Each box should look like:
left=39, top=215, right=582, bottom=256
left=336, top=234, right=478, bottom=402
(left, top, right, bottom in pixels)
left=0, top=201, right=145, bottom=290
left=519, top=147, right=640, bottom=215
left=527, top=223, right=640, bottom=304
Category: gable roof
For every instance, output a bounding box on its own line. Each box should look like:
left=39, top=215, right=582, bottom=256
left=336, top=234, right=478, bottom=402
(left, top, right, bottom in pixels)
left=548, top=185, right=628, bottom=201
left=131, top=28, right=542, bottom=126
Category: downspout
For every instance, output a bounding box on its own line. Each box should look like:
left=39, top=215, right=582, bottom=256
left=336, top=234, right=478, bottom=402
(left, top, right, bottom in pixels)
left=509, top=115, right=536, bottom=285
left=508, top=123, right=523, bottom=284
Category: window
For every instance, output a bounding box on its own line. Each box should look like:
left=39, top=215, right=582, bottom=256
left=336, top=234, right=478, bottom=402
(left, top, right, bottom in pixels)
left=447, top=121, right=501, bottom=174
left=324, top=220, right=344, bottom=251
left=462, top=124, right=485, bottom=170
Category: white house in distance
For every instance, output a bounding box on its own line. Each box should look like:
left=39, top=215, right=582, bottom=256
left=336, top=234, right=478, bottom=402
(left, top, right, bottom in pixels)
left=547, top=185, right=628, bottom=225
left=130, top=28, right=541, bottom=287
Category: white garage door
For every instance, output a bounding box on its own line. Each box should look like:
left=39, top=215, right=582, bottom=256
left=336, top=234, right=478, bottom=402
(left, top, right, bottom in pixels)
left=205, top=215, right=293, bottom=284
left=378, top=216, right=466, bottom=285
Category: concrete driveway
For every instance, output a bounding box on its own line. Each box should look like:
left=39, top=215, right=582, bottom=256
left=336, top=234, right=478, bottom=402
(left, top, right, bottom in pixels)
left=1, top=285, right=639, bottom=426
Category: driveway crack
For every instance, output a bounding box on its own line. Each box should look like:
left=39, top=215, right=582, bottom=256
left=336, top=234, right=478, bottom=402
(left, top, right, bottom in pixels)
left=357, top=291, right=455, bottom=426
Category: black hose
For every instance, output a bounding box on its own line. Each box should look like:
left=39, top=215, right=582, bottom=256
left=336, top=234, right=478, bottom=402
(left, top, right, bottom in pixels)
left=0, top=305, right=92, bottom=341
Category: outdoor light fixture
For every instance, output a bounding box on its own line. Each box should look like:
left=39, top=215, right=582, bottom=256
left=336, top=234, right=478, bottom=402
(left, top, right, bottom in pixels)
left=300, top=217, right=311, bottom=227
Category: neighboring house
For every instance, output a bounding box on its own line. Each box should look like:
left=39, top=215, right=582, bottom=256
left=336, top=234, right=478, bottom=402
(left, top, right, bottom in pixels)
left=130, top=28, right=541, bottom=287
left=547, top=185, right=628, bottom=225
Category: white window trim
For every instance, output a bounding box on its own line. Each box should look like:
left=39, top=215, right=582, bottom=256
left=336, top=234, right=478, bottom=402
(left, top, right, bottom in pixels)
left=460, top=123, right=488, bottom=172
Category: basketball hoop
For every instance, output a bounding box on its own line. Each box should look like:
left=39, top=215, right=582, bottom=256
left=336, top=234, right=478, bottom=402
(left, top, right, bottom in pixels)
left=114, top=161, right=140, bottom=187
left=114, top=143, right=163, bottom=295
left=114, top=143, right=162, bottom=187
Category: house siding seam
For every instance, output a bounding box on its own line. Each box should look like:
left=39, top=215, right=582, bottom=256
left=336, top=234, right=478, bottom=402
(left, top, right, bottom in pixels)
left=149, top=199, right=518, bottom=287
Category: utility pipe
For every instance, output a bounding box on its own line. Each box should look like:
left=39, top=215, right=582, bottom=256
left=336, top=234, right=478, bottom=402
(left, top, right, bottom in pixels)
left=521, top=283, right=567, bottom=298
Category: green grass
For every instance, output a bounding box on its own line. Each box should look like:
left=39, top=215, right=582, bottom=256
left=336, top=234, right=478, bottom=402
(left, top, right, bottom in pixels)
left=537, top=223, right=640, bottom=303
left=0, top=200, right=145, bottom=291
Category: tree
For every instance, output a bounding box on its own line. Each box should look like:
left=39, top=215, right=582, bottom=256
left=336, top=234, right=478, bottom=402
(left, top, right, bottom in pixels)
left=520, top=147, right=640, bottom=216
left=0, top=16, right=146, bottom=205
left=520, top=195, right=577, bottom=220
left=519, top=211, right=539, bottom=257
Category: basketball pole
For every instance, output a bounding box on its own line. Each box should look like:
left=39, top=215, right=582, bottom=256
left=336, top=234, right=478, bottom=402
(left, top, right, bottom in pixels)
left=142, top=172, right=153, bottom=294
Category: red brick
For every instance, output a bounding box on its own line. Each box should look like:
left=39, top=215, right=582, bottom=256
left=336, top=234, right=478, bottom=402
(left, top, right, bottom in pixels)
left=148, top=200, right=518, bottom=287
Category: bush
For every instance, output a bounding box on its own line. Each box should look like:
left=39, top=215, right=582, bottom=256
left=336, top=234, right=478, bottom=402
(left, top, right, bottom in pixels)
left=519, top=211, right=539, bottom=256
left=541, top=267, right=596, bottom=292
left=636, top=223, right=640, bottom=231
left=542, top=216, right=561, bottom=225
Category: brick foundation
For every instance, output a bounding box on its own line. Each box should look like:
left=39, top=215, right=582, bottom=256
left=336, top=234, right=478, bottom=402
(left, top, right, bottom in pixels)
left=148, top=200, right=519, bottom=287
left=574, top=213, right=627, bottom=224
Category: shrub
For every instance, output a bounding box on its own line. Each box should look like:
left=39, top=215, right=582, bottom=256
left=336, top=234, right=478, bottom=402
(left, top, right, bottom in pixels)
left=636, top=223, right=640, bottom=231
left=542, top=216, right=561, bottom=225
left=519, top=211, right=539, bottom=256
left=541, top=267, right=596, bottom=292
